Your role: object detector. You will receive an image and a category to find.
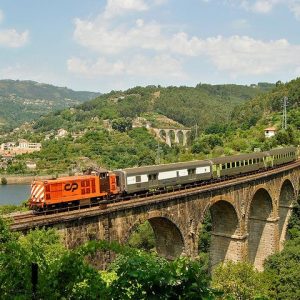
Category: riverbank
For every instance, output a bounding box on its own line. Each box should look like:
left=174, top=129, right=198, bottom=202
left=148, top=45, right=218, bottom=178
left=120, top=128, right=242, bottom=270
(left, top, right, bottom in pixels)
left=0, top=173, right=69, bottom=185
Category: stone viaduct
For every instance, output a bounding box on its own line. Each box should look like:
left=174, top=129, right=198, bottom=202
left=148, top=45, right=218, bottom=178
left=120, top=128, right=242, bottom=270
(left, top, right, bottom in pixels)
left=11, top=162, right=300, bottom=271
left=152, top=128, right=191, bottom=147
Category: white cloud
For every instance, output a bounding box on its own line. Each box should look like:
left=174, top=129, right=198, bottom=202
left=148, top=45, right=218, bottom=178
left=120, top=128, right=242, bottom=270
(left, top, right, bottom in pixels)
left=199, top=36, right=299, bottom=75
left=0, top=29, right=29, bottom=48
left=104, top=0, right=148, bottom=18
left=70, top=0, right=300, bottom=82
left=73, top=17, right=166, bottom=54
left=289, top=1, right=300, bottom=19
left=153, top=0, right=168, bottom=5
left=67, top=56, right=125, bottom=76
left=252, top=0, right=275, bottom=13
left=67, top=55, right=185, bottom=78
left=0, top=9, right=29, bottom=48
left=229, top=0, right=300, bottom=18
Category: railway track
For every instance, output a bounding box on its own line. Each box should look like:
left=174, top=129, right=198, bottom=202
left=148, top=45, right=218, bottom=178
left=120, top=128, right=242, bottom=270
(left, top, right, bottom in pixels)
left=7, top=159, right=300, bottom=231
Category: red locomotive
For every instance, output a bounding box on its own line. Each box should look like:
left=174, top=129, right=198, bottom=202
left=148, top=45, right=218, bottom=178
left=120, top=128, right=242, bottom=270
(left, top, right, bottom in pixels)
left=29, top=171, right=118, bottom=210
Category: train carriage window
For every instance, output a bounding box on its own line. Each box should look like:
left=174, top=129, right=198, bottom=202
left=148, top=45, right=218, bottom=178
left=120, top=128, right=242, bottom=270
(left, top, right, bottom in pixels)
left=245, top=160, right=248, bottom=166
left=226, top=163, right=231, bottom=169
left=232, top=162, right=236, bottom=168
left=249, top=159, right=253, bottom=164
left=222, top=164, right=226, bottom=170
left=100, top=173, right=107, bottom=179
left=241, top=161, right=244, bottom=166
left=148, top=174, right=158, bottom=181
left=136, top=175, right=141, bottom=183
left=188, top=169, right=196, bottom=175
left=236, top=161, right=240, bottom=167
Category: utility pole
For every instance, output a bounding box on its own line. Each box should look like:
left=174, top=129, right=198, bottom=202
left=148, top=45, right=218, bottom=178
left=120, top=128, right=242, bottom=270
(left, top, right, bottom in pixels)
left=282, top=96, right=288, bottom=130
left=195, top=123, right=198, bottom=140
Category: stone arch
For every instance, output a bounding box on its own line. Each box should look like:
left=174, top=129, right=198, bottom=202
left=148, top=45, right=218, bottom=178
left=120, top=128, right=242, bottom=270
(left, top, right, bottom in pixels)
left=169, top=129, right=176, bottom=145
left=199, top=199, right=242, bottom=268
left=278, top=179, right=296, bottom=249
left=176, top=130, right=184, bottom=144
left=159, top=129, right=166, bottom=141
left=247, top=188, right=276, bottom=271
left=125, top=215, right=185, bottom=259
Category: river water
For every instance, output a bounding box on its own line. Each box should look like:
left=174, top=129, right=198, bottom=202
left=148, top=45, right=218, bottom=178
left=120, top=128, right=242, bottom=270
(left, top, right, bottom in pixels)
left=0, top=184, right=30, bottom=205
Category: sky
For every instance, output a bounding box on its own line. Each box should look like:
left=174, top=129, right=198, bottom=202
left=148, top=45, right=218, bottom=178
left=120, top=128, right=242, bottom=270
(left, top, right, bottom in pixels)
left=0, top=0, right=300, bottom=92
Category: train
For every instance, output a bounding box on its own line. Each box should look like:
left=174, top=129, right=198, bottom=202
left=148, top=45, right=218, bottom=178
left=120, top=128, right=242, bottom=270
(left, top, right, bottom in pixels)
left=29, top=146, right=297, bottom=210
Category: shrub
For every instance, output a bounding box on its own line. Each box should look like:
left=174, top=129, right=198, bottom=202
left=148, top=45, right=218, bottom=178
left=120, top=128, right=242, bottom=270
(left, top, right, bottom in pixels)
left=1, top=177, right=7, bottom=185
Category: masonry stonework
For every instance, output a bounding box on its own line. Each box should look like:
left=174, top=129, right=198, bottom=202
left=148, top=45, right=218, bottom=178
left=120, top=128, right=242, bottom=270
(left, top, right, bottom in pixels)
left=16, top=166, right=300, bottom=271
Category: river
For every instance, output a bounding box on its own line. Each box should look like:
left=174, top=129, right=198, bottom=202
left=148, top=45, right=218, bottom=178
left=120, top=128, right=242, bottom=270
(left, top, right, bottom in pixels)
left=0, top=184, right=30, bottom=205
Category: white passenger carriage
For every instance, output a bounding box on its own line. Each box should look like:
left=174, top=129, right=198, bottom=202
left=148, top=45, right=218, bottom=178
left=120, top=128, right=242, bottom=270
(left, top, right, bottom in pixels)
left=115, top=160, right=212, bottom=194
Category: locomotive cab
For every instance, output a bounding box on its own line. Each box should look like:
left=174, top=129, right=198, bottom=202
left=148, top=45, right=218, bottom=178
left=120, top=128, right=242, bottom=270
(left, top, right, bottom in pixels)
left=99, top=171, right=119, bottom=195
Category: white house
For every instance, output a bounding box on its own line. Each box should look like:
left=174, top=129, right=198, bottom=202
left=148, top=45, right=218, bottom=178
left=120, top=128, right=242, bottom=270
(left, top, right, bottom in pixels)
left=264, top=127, right=277, bottom=138
left=18, top=139, right=41, bottom=150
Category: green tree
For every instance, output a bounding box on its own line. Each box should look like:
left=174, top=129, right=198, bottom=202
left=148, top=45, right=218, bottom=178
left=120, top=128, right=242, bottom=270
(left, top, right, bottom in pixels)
left=211, top=261, right=270, bottom=300
left=128, top=221, right=155, bottom=251
left=112, top=117, right=133, bottom=132
left=264, top=237, right=300, bottom=300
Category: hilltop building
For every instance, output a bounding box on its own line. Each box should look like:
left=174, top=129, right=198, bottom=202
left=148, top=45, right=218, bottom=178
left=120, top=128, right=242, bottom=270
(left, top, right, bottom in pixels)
left=264, top=127, right=277, bottom=138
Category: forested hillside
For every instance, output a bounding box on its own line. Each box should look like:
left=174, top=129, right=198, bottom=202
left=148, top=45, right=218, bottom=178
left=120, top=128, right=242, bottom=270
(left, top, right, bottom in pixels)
left=0, top=80, right=99, bottom=131
left=0, top=82, right=275, bottom=174
left=189, top=78, right=300, bottom=157
left=32, top=83, right=271, bottom=132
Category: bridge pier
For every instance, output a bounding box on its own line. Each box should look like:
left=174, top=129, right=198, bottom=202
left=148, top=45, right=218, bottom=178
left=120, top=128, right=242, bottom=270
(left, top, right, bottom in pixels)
left=210, top=232, right=248, bottom=268
left=248, top=216, right=279, bottom=271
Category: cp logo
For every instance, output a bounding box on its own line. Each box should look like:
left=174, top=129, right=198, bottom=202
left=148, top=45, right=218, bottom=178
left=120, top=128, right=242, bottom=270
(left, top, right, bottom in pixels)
left=64, top=182, right=78, bottom=192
